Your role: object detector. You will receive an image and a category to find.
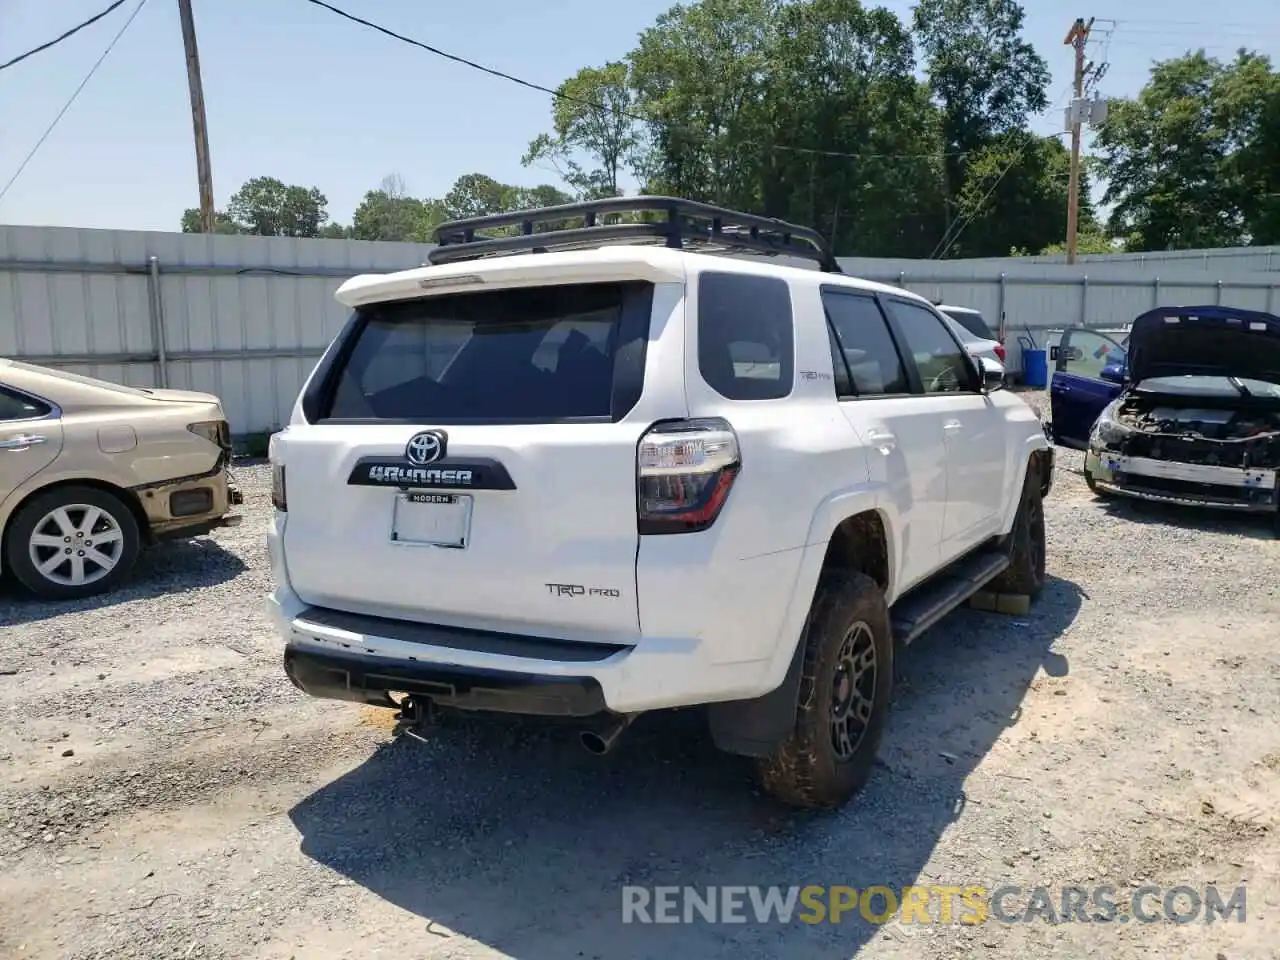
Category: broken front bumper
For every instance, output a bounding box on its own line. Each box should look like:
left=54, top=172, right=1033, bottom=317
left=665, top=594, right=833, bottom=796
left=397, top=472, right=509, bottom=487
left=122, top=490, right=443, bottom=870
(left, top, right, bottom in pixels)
left=1085, top=450, right=1280, bottom=512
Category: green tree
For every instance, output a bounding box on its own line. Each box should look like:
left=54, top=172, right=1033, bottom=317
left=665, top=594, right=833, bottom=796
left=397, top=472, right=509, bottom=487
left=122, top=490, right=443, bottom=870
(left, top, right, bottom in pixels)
left=226, top=176, right=330, bottom=237
left=627, top=0, right=952, bottom=256
left=942, top=133, right=1092, bottom=257
left=524, top=62, right=642, bottom=198
left=417, top=174, right=574, bottom=241
left=318, top=223, right=352, bottom=239
left=911, top=0, right=1050, bottom=244
left=441, top=173, right=515, bottom=219
left=1030, top=229, right=1119, bottom=257
left=763, top=0, right=947, bottom=255
left=351, top=174, right=428, bottom=241
left=629, top=0, right=778, bottom=206
left=180, top=208, right=242, bottom=234
left=1217, top=53, right=1280, bottom=245
left=1093, top=51, right=1279, bottom=250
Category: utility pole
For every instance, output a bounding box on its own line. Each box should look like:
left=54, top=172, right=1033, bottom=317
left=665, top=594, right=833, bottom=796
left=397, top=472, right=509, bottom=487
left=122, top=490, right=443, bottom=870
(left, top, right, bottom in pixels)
left=177, top=0, right=215, bottom=233
left=1064, top=17, right=1093, bottom=266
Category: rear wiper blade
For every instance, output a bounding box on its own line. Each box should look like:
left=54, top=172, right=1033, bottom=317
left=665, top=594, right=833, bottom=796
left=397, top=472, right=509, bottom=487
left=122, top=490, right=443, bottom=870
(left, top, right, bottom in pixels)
left=1228, top=376, right=1252, bottom=398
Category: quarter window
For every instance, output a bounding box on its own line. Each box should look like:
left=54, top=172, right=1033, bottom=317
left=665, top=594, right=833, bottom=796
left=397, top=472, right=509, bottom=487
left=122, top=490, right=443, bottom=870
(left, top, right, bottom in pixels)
left=697, top=271, right=794, bottom=401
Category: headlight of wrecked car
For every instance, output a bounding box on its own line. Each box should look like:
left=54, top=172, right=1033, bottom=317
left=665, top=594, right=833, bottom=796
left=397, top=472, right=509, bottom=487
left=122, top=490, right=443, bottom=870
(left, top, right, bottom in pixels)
left=1090, top=411, right=1131, bottom=447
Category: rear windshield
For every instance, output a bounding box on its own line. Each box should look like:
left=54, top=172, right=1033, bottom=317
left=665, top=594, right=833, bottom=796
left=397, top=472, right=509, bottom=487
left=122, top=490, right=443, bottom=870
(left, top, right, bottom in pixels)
left=318, top=281, right=651, bottom=423
left=940, top=309, right=994, bottom=340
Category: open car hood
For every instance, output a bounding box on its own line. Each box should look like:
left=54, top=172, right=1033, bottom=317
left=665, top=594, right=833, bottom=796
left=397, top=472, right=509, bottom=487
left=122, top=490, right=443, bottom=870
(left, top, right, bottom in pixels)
left=1126, top=306, right=1280, bottom=385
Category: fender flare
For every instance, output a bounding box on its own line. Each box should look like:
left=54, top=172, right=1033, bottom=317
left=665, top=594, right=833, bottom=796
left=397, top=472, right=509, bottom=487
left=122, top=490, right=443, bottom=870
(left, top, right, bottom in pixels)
left=999, top=433, right=1053, bottom=535
left=708, top=487, right=894, bottom=758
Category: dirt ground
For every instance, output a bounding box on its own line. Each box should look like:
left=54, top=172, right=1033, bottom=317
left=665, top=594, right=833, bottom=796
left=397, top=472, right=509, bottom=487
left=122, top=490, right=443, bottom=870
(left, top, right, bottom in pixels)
left=2, top=394, right=1278, bottom=959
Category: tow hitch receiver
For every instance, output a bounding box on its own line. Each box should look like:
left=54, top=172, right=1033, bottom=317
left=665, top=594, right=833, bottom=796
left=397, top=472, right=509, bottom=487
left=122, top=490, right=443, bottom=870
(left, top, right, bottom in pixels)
left=392, top=694, right=440, bottom=745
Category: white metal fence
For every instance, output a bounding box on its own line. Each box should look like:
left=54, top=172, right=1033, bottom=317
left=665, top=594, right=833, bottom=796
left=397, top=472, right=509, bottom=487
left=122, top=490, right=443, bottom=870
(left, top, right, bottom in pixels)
left=3, top=224, right=1279, bottom=435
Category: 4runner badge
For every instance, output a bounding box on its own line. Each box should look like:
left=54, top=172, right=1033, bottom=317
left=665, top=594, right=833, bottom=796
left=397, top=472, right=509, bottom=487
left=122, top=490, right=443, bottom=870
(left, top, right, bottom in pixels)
left=405, top=430, right=447, bottom=465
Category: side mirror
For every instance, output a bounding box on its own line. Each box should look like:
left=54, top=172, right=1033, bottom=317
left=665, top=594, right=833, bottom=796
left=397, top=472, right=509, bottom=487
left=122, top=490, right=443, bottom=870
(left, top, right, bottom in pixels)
left=1100, top=363, right=1125, bottom=384
left=978, top=356, right=1005, bottom=393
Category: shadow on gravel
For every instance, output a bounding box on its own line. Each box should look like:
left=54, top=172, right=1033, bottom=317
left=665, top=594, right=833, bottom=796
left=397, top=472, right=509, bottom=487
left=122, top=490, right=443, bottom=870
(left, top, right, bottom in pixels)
left=290, top=575, right=1083, bottom=959
left=1098, top=496, right=1276, bottom=541
left=0, top=537, right=246, bottom=626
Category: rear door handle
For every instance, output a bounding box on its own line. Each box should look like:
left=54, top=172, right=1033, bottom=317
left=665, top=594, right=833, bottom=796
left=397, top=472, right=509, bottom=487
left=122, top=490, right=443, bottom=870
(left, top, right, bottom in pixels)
left=0, top=435, right=47, bottom=450
left=865, top=429, right=896, bottom=453
left=943, top=420, right=962, bottom=433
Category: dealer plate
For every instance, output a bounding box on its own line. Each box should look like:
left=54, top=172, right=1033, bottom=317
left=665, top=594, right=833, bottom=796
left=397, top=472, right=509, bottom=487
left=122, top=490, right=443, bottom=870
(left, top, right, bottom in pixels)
left=390, top=492, right=473, bottom=548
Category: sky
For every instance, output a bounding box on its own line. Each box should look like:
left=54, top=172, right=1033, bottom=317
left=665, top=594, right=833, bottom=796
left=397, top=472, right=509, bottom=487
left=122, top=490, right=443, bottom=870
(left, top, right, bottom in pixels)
left=0, top=0, right=1277, bottom=234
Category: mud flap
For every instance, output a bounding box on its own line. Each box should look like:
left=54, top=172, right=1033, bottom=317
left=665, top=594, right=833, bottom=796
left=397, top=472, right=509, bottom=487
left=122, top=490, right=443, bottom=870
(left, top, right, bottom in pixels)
left=706, top=635, right=807, bottom=758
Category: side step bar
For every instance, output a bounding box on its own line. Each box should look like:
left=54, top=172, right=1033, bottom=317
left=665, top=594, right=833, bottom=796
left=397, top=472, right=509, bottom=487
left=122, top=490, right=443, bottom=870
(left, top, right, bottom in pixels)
left=890, top=548, right=1010, bottom=646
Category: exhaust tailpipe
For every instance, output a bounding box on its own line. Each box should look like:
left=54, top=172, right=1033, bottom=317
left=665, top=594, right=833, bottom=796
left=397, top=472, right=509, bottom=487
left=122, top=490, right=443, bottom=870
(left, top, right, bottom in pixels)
left=579, top=714, right=635, bottom=756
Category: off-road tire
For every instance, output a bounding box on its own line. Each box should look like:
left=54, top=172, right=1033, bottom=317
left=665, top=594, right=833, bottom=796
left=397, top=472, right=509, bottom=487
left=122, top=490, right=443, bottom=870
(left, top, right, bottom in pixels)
left=990, top=465, right=1047, bottom=598
left=756, top=571, right=893, bottom=810
left=4, top=485, right=142, bottom=601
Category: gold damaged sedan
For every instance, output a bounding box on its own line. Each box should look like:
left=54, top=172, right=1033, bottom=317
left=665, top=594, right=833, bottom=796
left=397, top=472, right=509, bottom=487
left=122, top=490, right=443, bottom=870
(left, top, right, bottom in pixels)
left=0, top=359, right=243, bottom=600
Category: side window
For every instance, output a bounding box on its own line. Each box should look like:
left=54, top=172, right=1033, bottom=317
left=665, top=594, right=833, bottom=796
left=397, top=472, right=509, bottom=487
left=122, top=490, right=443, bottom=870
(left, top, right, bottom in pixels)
left=1058, top=330, right=1126, bottom=380
left=882, top=299, right=973, bottom=394
left=697, top=272, right=794, bottom=401
left=0, top=386, right=52, bottom=421
left=822, top=292, right=909, bottom=397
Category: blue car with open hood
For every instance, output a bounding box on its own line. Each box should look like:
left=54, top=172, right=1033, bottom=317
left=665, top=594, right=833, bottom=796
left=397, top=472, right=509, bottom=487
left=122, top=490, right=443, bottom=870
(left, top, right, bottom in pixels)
left=1049, top=305, right=1280, bottom=523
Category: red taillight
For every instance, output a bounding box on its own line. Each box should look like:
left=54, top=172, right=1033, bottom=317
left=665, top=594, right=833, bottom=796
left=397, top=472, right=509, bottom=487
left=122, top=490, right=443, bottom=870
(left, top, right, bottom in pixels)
left=994, top=343, right=1007, bottom=363
left=637, top=418, right=740, bottom=534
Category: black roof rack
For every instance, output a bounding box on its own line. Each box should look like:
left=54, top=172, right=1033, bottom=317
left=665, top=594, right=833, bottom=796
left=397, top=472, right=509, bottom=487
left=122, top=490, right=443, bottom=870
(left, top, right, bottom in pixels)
left=428, top=195, right=842, bottom=273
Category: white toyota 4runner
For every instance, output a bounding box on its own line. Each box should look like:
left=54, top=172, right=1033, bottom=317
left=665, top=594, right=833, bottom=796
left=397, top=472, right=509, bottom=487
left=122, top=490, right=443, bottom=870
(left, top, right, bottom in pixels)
left=267, top=198, right=1054, bottom=809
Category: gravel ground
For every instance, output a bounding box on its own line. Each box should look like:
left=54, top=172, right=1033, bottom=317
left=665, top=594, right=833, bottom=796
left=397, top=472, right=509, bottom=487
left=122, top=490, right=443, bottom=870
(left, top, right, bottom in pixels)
left=2, top=392, right=1279, bottom=960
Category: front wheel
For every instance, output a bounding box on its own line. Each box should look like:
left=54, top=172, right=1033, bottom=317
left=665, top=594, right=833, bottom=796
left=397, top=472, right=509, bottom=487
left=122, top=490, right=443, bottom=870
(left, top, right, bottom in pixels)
left=756, top=571, right=894, bottom=810
left=4, top=486, right=142, bottom=600
left=990, top=465, right=1047, bottom=598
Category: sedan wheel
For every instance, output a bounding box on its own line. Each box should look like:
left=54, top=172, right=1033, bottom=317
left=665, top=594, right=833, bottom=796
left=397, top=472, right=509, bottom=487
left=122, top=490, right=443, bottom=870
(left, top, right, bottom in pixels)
left=5, top=486, right=142, bottom=600
left=28, top=503, right=126, bottom=587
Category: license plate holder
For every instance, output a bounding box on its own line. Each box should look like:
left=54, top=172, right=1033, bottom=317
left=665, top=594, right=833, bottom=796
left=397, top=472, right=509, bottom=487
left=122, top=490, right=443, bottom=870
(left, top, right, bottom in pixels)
left=390, top=492, right=473, bottom=548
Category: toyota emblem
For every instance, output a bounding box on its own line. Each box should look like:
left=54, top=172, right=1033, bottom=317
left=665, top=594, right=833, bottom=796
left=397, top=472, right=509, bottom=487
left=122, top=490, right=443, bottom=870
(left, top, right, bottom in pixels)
left=405, top=430, right=447, bottom=465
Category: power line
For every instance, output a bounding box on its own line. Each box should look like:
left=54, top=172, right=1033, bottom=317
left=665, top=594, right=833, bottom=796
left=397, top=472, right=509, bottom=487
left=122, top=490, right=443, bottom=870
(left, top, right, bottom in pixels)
left=300, top=0, right=974, bottom=162
left=0, top=0, right=129, bottom=73
left=929, top=86, right=1076, bottom=260
left=0, top=0, right=149, bottom=207
left=1112, top=17, right=1279, bottom=29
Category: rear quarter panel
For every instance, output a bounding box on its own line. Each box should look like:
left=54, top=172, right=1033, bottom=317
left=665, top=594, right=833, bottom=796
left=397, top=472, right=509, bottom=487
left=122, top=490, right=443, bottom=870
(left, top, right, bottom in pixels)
left=0, top=404, right=225, bottom=533
left=636, top=271, right=881, bottom=686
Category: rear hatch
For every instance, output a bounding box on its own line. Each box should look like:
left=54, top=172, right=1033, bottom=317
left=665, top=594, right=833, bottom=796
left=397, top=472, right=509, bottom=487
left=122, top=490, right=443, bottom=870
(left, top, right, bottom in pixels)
left=279, top=279, right=660, bottom=644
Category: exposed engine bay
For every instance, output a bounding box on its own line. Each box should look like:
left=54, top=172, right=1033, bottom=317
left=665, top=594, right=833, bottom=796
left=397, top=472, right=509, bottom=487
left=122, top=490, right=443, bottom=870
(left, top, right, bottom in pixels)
left=1110, top=392, right=1280, bottom=469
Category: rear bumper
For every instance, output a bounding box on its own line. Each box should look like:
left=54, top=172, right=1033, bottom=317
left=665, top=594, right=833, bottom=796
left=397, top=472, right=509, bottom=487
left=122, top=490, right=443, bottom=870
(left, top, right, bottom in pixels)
left=1086, top=450, right=1280, bottom=512
left=268, top=586, right=779, bottom=715
left=284, top=646, right=609, bottom=716
left=137, top=463, right=243, bottom=538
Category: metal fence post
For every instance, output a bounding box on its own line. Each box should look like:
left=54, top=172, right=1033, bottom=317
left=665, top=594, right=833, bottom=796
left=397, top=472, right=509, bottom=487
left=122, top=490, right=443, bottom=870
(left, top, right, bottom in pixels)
left=1080, top=275, right=1089, bottom=325
left=1152, top=276, right=1161, bottom=308
left=1215, top=280, right=1223, bottom=305
left=998, top=272, right=1007, bottom=340
left=146, top=256, right=170, bottom=387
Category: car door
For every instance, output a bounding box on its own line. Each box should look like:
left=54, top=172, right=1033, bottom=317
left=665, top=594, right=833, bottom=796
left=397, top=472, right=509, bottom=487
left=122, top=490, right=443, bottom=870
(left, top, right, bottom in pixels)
left=0, top=384, right=64, bottom=507
left=823, top=289, right=947, bottom=592
left=1049, top=327, right=1127, bottom=449
left=880, top=297, right=1008, bottom=555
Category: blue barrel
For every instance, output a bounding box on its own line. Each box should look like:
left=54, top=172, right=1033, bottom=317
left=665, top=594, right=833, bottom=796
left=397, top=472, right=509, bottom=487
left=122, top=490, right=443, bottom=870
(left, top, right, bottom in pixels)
left=1022, top=348, right=1049, bottom=388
